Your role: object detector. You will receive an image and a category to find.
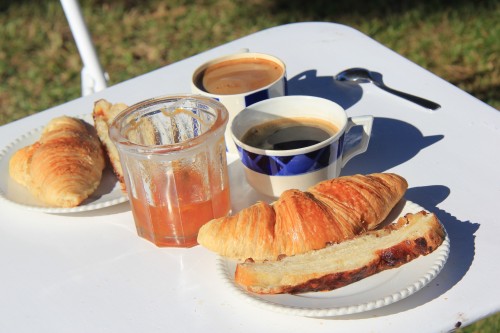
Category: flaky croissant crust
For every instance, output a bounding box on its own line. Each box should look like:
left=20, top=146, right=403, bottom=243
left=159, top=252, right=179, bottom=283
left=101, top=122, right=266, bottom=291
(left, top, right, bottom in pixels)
left=197, top=173, right=408, bottom=261
left=9, top=116, right=105, bottom=207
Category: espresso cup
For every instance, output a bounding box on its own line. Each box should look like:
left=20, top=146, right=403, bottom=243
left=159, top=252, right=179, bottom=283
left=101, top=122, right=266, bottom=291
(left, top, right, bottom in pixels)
left=191, top=51, right=287, bottom=153
left=231, top=95, right=373, bottom=197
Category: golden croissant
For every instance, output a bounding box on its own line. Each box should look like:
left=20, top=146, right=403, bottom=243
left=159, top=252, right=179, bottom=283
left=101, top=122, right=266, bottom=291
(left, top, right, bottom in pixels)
left=197, top=173, right=408, bottom=261
left=9, top=116, right=105, bottom=207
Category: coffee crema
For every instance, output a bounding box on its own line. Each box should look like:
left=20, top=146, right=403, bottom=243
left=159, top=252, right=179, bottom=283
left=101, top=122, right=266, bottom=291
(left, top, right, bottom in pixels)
left=241, top=117, right=338, bottom=151
left=198, top=58, right=283, bottom=95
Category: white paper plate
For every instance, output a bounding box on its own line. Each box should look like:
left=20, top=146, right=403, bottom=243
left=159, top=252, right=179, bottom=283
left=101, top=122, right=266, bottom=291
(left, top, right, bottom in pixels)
left=217, top=200, right=450, bottom=317
left=0, top=115, right=128, bottom=213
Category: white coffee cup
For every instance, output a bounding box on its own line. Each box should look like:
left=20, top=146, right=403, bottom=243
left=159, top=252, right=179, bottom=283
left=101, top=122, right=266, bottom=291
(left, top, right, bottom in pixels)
left=231, top=95, right=373, bottom=197
left=191, top=51, right=287, bottom=153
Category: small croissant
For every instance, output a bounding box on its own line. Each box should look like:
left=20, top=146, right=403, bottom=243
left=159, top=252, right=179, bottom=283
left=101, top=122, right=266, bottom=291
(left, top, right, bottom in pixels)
left=9, top=116, right=105, bottom=207
left=197, top=173, right=408, bottom=261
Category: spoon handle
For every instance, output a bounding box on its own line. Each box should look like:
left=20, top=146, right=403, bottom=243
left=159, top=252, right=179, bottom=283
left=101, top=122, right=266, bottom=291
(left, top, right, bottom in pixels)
left=373, top=82, right=441, bottom=110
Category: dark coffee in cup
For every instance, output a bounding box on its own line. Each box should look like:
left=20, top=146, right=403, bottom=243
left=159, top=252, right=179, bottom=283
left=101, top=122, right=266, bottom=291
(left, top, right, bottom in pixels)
left=241, top=117, right=338, bottom=150
left=196, top=58, right=284, bottom=95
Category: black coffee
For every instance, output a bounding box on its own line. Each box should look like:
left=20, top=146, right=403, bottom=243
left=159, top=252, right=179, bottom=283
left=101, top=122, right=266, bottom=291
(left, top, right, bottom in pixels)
left=241, top=117, right=338, bottom=150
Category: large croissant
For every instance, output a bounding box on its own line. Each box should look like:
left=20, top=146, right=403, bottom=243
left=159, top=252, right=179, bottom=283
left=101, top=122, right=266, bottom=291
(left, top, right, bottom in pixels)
left=197, top=173, right=408, bottom=261
left=9, top=116, right=105, bottom=207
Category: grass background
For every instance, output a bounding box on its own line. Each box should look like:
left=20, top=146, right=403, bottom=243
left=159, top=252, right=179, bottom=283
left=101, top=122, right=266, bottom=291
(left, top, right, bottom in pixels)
left=0, top=0, right=499, bottom=330
left=0, top=0, right=498, bottom=126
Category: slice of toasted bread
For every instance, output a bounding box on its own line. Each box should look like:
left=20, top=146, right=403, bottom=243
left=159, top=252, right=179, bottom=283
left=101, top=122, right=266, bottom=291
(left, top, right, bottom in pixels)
left=235, top=210, right=446, bottom=294
left=92, top=99, right=128, bottom=192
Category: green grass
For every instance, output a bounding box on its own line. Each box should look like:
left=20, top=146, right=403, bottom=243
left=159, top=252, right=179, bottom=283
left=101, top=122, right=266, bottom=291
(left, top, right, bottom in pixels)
left=0, top=0, right=499, bottom=329
left=0, top=0, right=498, bottom=126
left=457, top=313, right=500, bottom=333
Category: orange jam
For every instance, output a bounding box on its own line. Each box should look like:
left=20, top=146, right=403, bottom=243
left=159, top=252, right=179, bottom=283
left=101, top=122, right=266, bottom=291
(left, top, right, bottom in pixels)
left=129, top=167, right=231, bottom=247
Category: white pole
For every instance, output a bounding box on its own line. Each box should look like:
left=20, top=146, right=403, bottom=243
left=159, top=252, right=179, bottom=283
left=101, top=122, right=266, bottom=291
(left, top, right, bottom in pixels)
left=60, top=0, right=108, bottom=95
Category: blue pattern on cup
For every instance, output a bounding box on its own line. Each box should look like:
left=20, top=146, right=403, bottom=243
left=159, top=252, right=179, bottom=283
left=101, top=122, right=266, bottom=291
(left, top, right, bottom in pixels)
left=244, top=89, right=270, bottom=106
left=237, top=133, right=345, bottom=176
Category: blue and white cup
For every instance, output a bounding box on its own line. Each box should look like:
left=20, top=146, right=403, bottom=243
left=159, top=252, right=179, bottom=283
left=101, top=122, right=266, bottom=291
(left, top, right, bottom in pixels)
left=231, top=95, right=373, bottom=197
left=191, top=51, right=287, bottom=153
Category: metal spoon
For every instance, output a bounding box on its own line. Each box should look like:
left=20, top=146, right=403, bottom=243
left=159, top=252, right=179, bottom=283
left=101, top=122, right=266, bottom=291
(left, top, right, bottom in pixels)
left=335, top=68, right=441, bottom=110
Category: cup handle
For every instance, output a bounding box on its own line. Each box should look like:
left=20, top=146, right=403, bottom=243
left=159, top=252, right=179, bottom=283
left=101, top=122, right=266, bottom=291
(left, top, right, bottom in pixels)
left=341, top=115, right=374, bottom=167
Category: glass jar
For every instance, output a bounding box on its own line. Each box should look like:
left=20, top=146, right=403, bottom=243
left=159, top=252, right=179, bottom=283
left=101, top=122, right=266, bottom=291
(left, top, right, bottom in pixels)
left=109, top=95, right=231, bottom=247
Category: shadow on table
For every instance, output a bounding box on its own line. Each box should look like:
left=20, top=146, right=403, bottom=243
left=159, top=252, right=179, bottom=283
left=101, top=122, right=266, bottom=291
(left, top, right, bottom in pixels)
left=341, top=116, right=444, bottom=174
left=287, top=69, right=362, bottom=110
left=288, top=69, right=445, bottom=173
left=329, top=185, right=480, bottom=321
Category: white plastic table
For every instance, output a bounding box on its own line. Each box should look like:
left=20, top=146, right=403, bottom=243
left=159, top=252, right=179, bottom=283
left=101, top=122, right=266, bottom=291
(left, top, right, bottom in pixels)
left=1, top=22, right=498, bottom=333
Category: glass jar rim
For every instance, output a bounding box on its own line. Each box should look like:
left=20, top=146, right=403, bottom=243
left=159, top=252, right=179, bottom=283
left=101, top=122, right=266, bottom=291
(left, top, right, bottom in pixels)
left=109, top=94, right=229, bottom=155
